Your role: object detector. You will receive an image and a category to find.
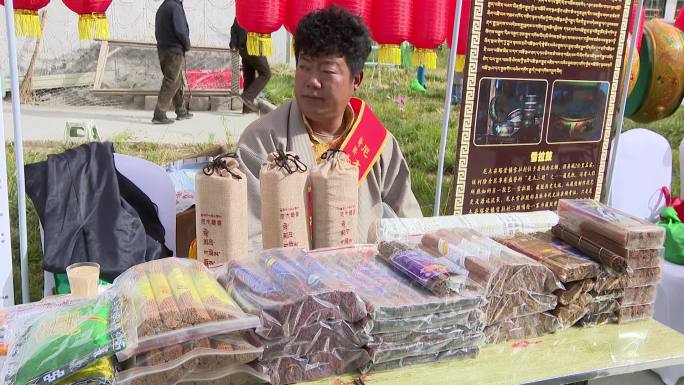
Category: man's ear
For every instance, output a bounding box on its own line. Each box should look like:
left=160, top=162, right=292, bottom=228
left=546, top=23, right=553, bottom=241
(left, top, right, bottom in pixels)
left=353, top=70, right=364, bottom=91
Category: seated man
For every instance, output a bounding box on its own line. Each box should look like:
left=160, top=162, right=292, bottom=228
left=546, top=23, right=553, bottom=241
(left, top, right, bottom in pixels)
left=237, top=5, right=422, bottom=247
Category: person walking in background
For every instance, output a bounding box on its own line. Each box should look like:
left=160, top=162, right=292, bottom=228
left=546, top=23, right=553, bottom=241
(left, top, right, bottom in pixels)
left=230, top=18, right=272, bottom=114
left=153, top=0, right=193, bottom=124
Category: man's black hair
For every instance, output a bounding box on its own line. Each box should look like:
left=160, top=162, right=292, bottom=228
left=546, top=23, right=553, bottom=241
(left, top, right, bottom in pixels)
left=294, top=5, right=372, bottom=76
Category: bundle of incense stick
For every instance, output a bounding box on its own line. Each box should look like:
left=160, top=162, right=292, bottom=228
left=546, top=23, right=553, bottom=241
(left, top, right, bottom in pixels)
left=421, top=228, right=561, bottom=296
left=551, top=224, right=628, bottom=274
left=496, top=234, right=601, bottom=283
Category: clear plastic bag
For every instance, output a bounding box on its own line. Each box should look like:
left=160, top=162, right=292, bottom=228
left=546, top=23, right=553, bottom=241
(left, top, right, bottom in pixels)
left=363, top=347, right=480, bottom=373
left=421, top=228, right=562, bottom=297
left=377, top=241, right=464, bottom=296
left=116, top=333, right=263, bottom=385
left=618, top=304, right=654, bottom=323
left=622, top=285, right=657, bottom=306
left=363, top=308, right=485, bottom=335
left=587, top=299, right=620, bottom=315
left=484, top=313, right=561, bottom=344
left=627, top=267, right=662, bottom=287
left=255, top=348, right=370, bottom=385
left=178, top=364, right=270, bottom=385
left=1, top=291, right=133, bottom=385
left=557, top=199, right=665, bottom=249
left=0, top=296, right=88, bottom=351
left=367, top=332, right=484, bottom=364
left=370, top=324, right=470, bottom=345
left=484, top=291, right=557, bottom=325
left=555, top=279, right=595, bottom=307
left=310, top=246, right=485, bottom=320
left=496, top=234, right=601, bottom=283
left=594, top=268, right=629, bottom=293
left=260, top=320, right=370, bottom=362
left=114, top=258, right=260, bottom=360
left=368, top=211, right=559, bottom=243
left=55, top=358, right=114, bottom=385
left=578, top=312, right=618, bottom=327
left=221, top=249, right=368, bottom=340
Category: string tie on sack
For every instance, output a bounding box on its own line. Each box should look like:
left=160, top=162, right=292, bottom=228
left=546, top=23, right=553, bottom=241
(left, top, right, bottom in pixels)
left=274, top=149, right=307, bottom=174
left=203, top=153, right=242, bottom=179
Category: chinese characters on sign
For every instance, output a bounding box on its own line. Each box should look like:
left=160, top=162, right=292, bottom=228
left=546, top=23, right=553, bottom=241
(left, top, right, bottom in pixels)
left=452, top=0, right=631, bottom=214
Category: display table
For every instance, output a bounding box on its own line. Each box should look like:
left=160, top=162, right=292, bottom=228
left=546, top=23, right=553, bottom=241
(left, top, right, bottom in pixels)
left=301, top=320, right=684, bottom=385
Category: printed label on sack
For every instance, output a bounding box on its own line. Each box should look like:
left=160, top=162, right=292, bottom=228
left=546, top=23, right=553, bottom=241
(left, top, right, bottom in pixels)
left=199, top=213, right=225, bottom=267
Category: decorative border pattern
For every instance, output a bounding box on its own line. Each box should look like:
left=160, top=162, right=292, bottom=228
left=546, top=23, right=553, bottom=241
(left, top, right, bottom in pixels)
left=454, top=0, right=484, bottom=215
left=595, top=0, right=631, bottom=201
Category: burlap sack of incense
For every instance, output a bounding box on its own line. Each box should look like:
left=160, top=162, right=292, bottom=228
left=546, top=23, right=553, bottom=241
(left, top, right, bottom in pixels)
left=260, top=150, right=310, bottom=250
left=310, top=150, right=359, bottom=249
left=195, top=153, right=248, bottom=265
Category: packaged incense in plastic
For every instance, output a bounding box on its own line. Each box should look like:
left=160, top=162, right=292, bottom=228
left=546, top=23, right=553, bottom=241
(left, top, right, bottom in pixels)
left=377, top=241, right=453, bottom=296
left=618, top=304, right=654, bottom=323
left=421, top=228, right=562, bottom=296
left=496, top=234, right=600, bottom=283
left=551, top=224, right=628, bottom=274
left=2, top=291, right=132, bottom=385
left=621, top=285, right=657, bottom=306
left=627, top=267, right=662, bottom=287
left=114, top=258, right=260, bottom=360
left=557, top=199, right=665, bottom=249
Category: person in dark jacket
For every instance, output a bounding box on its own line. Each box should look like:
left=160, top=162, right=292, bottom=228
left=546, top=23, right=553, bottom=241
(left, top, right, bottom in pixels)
left=230, top=19, right=272, bottom=113
left=153, top=0, right=193, bottom=124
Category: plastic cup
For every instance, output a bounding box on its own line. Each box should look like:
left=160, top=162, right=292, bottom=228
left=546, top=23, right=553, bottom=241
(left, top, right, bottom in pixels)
left=66, top=262, right=100, bottom=298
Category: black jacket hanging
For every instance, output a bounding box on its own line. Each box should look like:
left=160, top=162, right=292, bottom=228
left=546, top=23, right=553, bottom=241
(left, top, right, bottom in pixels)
left=25, top=142, right=169, bottom=280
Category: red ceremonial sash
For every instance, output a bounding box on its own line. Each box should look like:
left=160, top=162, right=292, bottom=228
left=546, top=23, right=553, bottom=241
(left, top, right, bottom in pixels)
left=341, top=98, right=389, bottom=184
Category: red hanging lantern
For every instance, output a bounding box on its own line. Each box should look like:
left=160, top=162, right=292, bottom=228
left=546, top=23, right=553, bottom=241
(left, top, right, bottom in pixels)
left=329, top=0, right=372, bottom=28
left=61, top=0, right=112, bottom=40
left=676, top=7, right=684, bottom=33
left=236, top=0, right=285, bottom=57
left=371, top=0, right=412, bottom=65
left=409, top=0, right=448, bottom=70
left=628, top=4, right=645, bottom=51
left=0, top=0, right=50, bottom=38
left=285, top=0, right=327, bottom=34
left=447, top=0, right=471, bottom=72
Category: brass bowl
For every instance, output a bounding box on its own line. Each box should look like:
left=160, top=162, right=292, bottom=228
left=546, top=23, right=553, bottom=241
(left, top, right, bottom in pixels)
left=560, top=115, right=595, bottom=138
left=631, top=19, right=684, bottom=123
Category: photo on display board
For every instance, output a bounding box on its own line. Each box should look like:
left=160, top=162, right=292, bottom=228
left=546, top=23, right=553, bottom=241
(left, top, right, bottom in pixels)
left=473, top=78, right=547, bottom=146
left=546, top=80, right=609, bottom=144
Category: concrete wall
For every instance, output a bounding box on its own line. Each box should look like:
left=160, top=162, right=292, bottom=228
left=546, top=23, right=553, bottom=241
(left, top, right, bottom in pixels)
left=0, top=0, right=289, bottom=77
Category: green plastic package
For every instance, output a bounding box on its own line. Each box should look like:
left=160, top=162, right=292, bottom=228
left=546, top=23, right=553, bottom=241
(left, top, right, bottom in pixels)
left=2, top=293, right=130, bottom=385
left=658, top=207, right=684, bottom=265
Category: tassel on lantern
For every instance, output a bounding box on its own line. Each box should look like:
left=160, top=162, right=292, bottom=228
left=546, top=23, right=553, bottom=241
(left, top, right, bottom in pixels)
left=456, top=54, right=466, bottom=72
left=378, top=44, right=402, bottom=65
left=247, top=32, right=273, bottom=56
left=78, top=13, right=109, bottom=40
left=13, top=9, right=41, bottom=37
left=413, top=48, right=437, bottom=69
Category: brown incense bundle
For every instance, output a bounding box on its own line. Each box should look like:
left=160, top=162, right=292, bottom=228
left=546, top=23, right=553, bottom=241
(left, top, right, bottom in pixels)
left=557, top=199, right=665, bottom=249
left=551, top=293, right=593, bottom=329
left=555, top=279, right=594, bottom=307
left=422, top=228, right=561, bottom=296
left=627, top=267, right=662, bottom=287
left=552, top=224, right=628, bottom=274
left=618, top=304, right=654, bottom=323
left=496, top=234, right=600, bottom=283
left=622, top=285, right=657, bottom=306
